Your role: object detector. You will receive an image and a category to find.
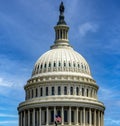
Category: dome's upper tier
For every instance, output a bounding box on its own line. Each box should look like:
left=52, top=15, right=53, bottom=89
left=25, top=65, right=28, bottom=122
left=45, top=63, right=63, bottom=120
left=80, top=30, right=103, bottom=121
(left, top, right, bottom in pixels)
left=32, top=3, right=91, bottom=78
left=32, top=47, right=91, bottom=77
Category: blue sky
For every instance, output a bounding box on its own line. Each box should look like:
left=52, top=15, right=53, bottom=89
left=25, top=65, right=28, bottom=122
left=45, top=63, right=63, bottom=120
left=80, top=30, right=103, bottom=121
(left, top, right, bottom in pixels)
left=0, top=0, right=120, bottom=126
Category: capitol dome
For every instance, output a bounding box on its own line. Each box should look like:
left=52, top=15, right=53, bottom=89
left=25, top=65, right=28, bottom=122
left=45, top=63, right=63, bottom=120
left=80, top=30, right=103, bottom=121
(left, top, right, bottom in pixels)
left=18, top=2, right=105, bottom=126
left=32, top=47, right=91, bottom=78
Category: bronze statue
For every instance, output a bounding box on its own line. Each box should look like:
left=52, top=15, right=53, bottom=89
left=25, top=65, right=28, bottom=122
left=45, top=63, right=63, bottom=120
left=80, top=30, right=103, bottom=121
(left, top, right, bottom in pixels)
left=59, top=2, right=64, bottom=15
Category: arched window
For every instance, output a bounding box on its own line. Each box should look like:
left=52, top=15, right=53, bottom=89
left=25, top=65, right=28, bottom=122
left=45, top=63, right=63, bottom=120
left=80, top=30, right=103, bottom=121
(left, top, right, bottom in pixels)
left=70, top=87, right=73, bottom=95
left=86, top=89, right=89, bottom=97
left=59, top=61, right=61, bottom=67
left=69, top=62, right=71, bottom=67
left=64, top=62, right=66, bottom=67
left=32, top=89, right=34, bottom=98
left=49, top=62, right=51, bottom=67
left=81, top=64, right=83, bottom=69
left=82, top=88, right=84, bottom=96
left=54, top=62, right=56, bottom=67
left=36, top=88, right=38, bottom=97
left=58, top=86, right=61, bottom=95
left=40, top=64, right=43, bottom=69
left=78, top=63, right=80, bottom=68
left=40, top=88, right=43, bottom=96
left=52, top=87, right=55, bottom=95
left=64, top=86, right=67, bottom=95
left=44, top=63, right=47, bottom=68
left=76, top=87, right=79, bottom=95
left=46, top=87, right=48, bottom=96
left=73, top=63, right=76, bottom=67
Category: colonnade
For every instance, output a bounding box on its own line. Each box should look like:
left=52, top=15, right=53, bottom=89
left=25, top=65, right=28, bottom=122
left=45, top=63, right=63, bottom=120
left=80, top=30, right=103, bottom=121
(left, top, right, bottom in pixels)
left=19, top=106, right=104, bottom=126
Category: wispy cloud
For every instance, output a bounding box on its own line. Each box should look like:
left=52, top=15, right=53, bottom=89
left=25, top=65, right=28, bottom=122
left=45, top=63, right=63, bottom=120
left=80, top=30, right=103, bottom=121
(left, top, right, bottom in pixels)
left=105, top=118, right=120, bottom=125
left=78, top=22, right=98, bottom=36
left=0, top=77, right=13, bottom=87
left=0, top=113, right=17, bottom=118
left=0, top=120, right=17, bottom=124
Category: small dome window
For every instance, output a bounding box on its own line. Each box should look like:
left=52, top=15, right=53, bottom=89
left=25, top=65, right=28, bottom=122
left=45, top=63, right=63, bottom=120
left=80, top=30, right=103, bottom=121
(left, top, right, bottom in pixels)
left=82, top=88, right=84, bottom=96
left=76, top=87, right=79, bottom=95
left=70, top=87, right=73, bottom=95
left=37, top=65, right=39, bottom=69
left=64, top=86, right=67, bottom=95
left=44, top=63, right=47, bottom=68
left=69, top=62, right=71, bottom=67
left=58, top=86, right=61, bottom=95
left=35, top=88, right=38, bottom=97
left=73, top=63, right=76, bottom=67
left=54, top=62, right=56, bottom=67
left=81, top=64, right=83, bottom=69
left=46, top=87, right=48, bottom=96
left=40, top=64, right=43, bottom=69
left=78, top=63, right=80, bottom=68
left=64, top=62, right=66, bottom=67
left=49, top=62, right=51, bottom=67
left=59, top=61, right=61, bottom=67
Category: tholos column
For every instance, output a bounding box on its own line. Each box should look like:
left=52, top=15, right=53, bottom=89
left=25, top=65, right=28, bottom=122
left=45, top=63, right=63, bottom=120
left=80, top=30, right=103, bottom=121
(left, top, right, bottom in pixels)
left=69, top=106, right=71, bottom=125
left=24, top=111, right=26, bottom=126
left=89, top=108, right=91, bottom=126
left=94, top=109, right=96, bottom=126
left=46, top=107, right=49, bottom=125
left=28, top=110, right=30, bottom=126
left=33, top=109, right=35, bottom=126
left=80, top=109, right=82, bottom=125
left=83, top=108, right=85, bottom=126
left=61, top=107, right=64, bottom=125
left=76, top=107, right=78, bottom=125
left=39, top=108, right=41, bottom=126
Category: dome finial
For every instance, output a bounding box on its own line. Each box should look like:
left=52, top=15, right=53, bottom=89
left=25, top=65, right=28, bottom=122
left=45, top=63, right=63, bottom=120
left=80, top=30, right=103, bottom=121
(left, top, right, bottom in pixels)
left=57, top=1, right=66, bottom=25
left=59, top=1, right=64, bottom=15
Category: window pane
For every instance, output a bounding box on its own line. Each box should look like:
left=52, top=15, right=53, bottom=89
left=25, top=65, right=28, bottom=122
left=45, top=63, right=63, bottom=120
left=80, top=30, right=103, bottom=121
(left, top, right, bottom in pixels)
left=70, top=87, right=73, bottom=95
left=46, top=87, right=48, bottom=96
left=40, top=88, right=43, bottom=96
left=52, top=87, right=55, bottom=95
left=76, top=87, right=79, bottom=95
left=64, top=87, right=67, bottom=95
left=58, top=86, right=61, bottom=95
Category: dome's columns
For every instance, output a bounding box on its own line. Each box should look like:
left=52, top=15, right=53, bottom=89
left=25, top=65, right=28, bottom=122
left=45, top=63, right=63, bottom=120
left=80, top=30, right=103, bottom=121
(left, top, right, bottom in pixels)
left=33, top=108, right=35, bottom=126
left=20, top=112, right=22, bottom=126
left=61, top=106, right=64, bottom=125
left=54, top=107, right=56, bottom=120
left=83, top=107, right=86, bottom=126
left=69, top=106, right=71, bottom=125
left=80, top=109, right=82, bottom=125
left=46, top=107, right=49, bottom=125
left=28, top=110, right=30, bottom=126
left=23, top=111, right=26, bottom=126
left=94, top=109, right=96, bottom=126
left=98, top=111, right=100, bottom=126
left=39, top=107, right=41, bottom=126
left=76, top=107, right=79, bottom=125
left=89, top=108, right=91, bottom=126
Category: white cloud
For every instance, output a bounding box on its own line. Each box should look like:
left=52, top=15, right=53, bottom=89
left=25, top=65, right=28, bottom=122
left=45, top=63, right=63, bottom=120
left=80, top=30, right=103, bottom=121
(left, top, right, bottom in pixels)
left=0, top=77, right=13, bottom=87
left=105, top=118, right=120, bottom=125
left=0, top=120, right=17, bottom=124
left=0, top=113, right=17, bottom=118
left=79, top=22, right=98, bottom=36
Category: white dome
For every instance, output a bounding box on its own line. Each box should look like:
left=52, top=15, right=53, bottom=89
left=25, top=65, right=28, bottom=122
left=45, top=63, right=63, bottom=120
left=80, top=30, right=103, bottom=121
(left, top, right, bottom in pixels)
left=32, top=47, right=91, bottom=77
